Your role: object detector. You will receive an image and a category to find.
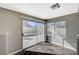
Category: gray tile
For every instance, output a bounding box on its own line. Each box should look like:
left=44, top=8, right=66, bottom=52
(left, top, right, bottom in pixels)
left=26, top=42, right=76, bottom=55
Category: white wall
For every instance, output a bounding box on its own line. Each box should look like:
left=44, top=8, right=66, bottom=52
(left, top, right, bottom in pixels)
left=0, top=8, right=22, bottom=54
left=0, top=32, right=6, bottom=54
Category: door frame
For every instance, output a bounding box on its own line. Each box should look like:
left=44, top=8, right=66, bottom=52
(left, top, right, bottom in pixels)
left=21, top=18, right=46, bottom=49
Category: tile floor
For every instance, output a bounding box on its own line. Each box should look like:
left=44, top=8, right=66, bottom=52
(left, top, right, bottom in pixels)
left=26, top=42, right=76, bottom=55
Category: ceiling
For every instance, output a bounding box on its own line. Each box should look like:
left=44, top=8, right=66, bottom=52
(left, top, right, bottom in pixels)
left=0, top=3, right=79, bottom=19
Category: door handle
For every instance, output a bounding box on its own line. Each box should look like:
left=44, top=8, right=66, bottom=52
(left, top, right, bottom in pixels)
left=22, top=33, right=24, bottom=36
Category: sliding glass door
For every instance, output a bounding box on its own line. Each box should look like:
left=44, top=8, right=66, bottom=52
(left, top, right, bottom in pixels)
left=47, top=21, right=66, bottom=45
left=22, top=20, right=44, bottom=49
left=47, top=20, right=77, bottom=55
left=47, top=21, right=66, bottom=54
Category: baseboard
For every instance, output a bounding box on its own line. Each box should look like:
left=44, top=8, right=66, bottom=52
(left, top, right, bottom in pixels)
left=7, top=49, right=23, bottom=55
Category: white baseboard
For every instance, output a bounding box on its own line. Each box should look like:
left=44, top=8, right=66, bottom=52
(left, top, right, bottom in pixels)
left=7, top=49, right=23, bottom=55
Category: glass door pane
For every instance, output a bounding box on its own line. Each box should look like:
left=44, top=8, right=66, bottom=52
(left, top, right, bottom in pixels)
left=55, top=21, right=66, bottom=46
left=47, top=22, right=55, bottom=43
left=22, top=20, right=45, bottom=49
left=55, top=21, right=66, bottom=54
left=22, top=20, right=37, bottom=49
left=36, top=23, right=45, bottom=43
